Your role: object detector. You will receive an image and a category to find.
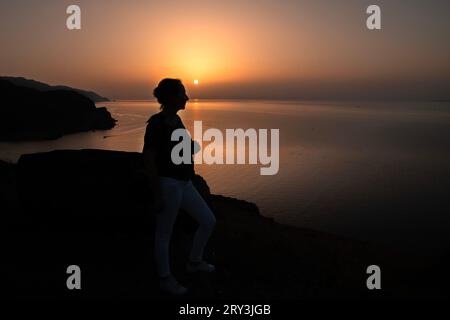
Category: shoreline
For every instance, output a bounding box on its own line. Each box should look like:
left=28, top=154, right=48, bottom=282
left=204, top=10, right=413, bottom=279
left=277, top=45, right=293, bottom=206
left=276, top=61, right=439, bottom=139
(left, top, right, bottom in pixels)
left=1, top=150, right=449, bottom=299
left=1, top=152, right=447, bottom=260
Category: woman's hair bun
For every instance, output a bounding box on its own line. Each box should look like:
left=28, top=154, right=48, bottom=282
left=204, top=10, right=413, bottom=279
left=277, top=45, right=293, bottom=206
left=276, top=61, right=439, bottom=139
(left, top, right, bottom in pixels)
left=153, top=78, right=183, bottom=105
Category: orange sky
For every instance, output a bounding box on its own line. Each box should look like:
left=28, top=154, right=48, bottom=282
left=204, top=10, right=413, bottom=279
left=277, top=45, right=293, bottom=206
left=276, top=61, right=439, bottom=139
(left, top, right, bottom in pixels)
left=1, top=0, right=449, bottom=99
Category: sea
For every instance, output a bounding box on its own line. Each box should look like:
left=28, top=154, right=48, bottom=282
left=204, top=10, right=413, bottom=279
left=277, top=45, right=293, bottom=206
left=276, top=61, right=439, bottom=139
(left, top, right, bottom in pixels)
left=1, top=99, right=450, bottom=253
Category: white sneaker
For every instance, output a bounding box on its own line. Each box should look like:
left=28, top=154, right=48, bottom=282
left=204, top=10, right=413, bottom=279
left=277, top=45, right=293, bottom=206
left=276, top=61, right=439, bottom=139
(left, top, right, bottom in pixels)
left=159, top=275, right=188, bottom=295
left=186, top=261, right=216, bottom=273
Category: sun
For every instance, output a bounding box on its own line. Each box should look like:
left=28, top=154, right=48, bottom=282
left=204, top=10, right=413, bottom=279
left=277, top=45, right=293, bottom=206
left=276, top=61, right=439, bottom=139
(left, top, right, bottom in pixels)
left=193, top=79, right=199, bottom=85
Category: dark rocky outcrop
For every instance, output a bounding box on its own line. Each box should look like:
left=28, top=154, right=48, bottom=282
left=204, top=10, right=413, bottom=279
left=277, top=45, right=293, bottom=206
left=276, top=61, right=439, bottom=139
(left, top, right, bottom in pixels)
left=0, top=76, right=109, bottom=102
left=1, top=150, right=449, bottom=300
left=0, top=79, right=116, bottom=141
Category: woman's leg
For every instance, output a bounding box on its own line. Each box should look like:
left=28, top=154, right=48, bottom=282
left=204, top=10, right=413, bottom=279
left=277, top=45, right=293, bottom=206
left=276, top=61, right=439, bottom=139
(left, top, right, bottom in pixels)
left=154, top=177, right=183, bottom=278
left=180, top=180, right=216, bottom=262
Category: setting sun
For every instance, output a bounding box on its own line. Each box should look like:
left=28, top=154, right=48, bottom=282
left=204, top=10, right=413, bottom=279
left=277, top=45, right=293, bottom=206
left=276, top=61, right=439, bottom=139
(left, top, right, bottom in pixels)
left=194, top=80, right=199, bottom=85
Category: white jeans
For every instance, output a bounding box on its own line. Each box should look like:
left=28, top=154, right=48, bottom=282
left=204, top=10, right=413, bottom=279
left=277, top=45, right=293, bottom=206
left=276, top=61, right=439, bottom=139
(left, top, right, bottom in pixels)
left=154, top=176, right=216, bottom=278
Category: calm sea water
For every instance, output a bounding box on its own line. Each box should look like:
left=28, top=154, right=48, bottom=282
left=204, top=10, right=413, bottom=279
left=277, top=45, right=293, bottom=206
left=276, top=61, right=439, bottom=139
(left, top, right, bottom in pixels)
left=2, top=100, right=450, bottom=253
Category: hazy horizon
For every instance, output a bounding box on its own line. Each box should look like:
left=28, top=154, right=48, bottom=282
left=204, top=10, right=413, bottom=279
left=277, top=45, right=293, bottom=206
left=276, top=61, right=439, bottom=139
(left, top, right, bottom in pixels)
left=1, top=0, right=449, bottom=100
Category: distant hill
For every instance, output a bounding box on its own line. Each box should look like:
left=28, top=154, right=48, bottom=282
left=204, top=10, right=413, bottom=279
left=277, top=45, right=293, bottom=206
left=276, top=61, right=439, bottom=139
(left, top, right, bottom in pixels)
left=0, top=76, right=109, bottom=102
left=0, top=79, right=116, bottom=141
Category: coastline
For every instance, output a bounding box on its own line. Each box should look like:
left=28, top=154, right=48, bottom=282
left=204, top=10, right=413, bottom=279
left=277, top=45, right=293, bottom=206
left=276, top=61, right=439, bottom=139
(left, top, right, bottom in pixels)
left=1, top=150, right=449, bottom=299
left=0, top=79, right=116, bottom=141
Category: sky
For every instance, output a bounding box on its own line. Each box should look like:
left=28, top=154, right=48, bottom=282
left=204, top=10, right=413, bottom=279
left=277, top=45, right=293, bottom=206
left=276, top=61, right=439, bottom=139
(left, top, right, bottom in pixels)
left=1, top=0, right=449, bottom=100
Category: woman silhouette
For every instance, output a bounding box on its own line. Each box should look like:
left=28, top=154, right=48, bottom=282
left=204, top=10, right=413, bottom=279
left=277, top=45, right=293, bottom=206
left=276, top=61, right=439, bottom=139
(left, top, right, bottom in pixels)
left=143, top=78, right=216, bottom=295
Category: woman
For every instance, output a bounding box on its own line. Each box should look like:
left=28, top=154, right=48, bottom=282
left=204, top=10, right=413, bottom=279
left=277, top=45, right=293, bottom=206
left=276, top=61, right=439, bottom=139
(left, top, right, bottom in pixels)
left=143, top=78, right=216, bottom=295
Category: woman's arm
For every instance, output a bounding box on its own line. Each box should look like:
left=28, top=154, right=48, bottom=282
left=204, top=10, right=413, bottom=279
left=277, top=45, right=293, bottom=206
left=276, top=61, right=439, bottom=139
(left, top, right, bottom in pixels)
left=143, top=146, right=158, bottom=179
left=143, top=147, right=163, bottom=211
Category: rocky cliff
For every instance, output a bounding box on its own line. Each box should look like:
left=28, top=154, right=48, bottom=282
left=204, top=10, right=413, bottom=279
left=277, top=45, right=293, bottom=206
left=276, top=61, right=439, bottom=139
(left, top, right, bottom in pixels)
left=0, top=150, right=448, bottom=300
left=0, top=76, right=110, bottom=102
left=0, top=80, right=116, bottom=141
